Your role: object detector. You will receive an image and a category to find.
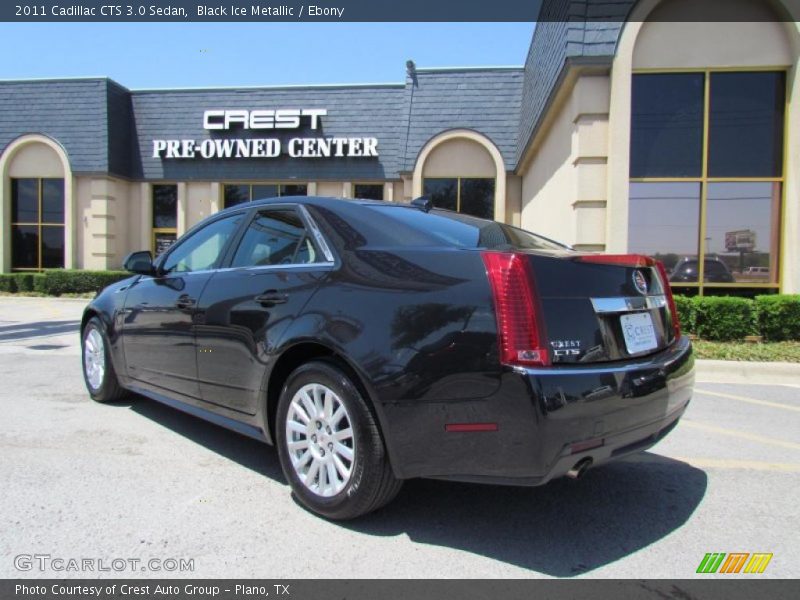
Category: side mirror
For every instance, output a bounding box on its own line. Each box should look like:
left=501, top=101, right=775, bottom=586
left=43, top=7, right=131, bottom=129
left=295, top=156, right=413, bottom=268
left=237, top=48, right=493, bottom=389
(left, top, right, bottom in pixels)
left=123, top=251, right=155, bottom=275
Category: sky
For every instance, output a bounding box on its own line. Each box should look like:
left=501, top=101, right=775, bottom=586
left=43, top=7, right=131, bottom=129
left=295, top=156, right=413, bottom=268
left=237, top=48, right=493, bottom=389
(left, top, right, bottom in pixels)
left=0, top=23, right=535, bottom=88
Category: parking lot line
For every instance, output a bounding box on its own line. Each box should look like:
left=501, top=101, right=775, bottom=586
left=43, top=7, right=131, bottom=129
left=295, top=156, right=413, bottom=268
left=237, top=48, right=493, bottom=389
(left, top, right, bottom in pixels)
left=695, top=388, right=800, bottom=413
left=680, top=419, right=800, bottom=451
left=671, top=456, right=800, bottom=472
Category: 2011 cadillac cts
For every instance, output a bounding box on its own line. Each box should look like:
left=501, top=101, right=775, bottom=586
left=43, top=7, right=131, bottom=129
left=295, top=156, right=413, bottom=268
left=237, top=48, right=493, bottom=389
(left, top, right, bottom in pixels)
left=80, top=196, right=694, bottom=520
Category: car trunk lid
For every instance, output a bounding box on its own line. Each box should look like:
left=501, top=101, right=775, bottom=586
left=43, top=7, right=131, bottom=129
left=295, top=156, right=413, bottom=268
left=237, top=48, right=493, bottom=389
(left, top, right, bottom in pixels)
left=481, top=250, right=680, bottom=367
left=528, top=253, right=678, bottom=364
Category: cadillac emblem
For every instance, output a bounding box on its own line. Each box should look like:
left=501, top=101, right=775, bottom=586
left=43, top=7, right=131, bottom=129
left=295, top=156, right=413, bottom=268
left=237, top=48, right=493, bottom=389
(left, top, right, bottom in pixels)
left=632, top=269, right=649, bottom=295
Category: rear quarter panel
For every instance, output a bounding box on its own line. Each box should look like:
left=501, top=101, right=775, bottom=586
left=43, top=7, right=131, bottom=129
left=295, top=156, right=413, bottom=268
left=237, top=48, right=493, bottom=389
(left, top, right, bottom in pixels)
left=292, top=246, right=502, bottom=404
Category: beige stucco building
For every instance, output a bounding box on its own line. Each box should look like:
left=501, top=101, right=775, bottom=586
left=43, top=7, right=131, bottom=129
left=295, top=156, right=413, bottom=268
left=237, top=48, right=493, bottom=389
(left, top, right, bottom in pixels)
left=2, top=0, right=799, bottom=296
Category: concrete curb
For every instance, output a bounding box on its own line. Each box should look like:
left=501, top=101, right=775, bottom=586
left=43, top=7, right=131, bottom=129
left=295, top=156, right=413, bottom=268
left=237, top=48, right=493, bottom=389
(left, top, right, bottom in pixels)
left=696, top=359, right=800, bottom=385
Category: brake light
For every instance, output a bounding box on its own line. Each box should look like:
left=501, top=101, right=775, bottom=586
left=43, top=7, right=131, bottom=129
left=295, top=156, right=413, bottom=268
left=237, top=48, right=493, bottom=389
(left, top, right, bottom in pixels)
left=574, top=253, right=655, bottom=267
left=481, top=252, right=550, bottom=367
left=655, top=260, right=681, bottom=338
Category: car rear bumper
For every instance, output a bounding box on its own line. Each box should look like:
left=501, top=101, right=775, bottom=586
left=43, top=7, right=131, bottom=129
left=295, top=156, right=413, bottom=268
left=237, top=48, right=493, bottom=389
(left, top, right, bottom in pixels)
left=381, top=336, right=694, bottom=484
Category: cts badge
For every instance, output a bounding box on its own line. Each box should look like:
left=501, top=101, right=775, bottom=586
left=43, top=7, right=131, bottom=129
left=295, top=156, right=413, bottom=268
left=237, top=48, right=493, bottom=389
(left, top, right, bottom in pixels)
left=632, top=269, right=649, bottom=295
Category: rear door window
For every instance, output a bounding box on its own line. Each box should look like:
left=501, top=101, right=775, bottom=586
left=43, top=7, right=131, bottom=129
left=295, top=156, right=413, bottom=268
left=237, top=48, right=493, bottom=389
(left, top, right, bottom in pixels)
left=231, top=209, right=319, bottom=267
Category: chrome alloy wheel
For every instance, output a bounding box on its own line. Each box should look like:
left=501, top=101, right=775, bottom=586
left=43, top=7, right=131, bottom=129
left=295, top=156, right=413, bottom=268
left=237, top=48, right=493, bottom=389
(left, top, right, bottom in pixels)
left=285, top=383, right=355, bottom=497
left=83, top=328, right=106, bottom=391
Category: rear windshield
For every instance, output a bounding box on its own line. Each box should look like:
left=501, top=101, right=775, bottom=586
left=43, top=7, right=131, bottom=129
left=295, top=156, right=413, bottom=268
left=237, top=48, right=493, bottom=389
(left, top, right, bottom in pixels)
left=365, top=205, right=569, bottom=252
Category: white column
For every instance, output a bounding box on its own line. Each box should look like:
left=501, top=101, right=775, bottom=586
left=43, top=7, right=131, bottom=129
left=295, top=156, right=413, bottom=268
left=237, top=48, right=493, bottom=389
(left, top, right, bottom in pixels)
left=139, top=183, right=151, bottom=252
left=209, top=182, right=221, bottom=214
left=177, top=182, right=188, bottom=236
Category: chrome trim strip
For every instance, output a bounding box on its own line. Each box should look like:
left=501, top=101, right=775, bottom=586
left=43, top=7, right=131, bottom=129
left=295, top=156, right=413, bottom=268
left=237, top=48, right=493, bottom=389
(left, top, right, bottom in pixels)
left=139, top=262, right=335, bottom=281
left=224, top=263, right=334, bottom=274
left=591, top=295, right=667, bottom=314
left=298, top=204, right=335, bottom=263
left=511, top=337, right=691, bottom=377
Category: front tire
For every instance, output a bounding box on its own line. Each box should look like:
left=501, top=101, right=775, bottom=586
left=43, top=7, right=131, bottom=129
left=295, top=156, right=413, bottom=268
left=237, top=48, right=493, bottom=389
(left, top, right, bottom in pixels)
left=275, top=361, right=402, bottom=520
left=81, top=317, right=128, bottom=403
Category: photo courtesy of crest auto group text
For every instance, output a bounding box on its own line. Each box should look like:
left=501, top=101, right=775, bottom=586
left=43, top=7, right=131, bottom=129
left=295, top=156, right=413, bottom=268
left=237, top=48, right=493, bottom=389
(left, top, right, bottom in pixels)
left=0, top=0, right=798, bottom=597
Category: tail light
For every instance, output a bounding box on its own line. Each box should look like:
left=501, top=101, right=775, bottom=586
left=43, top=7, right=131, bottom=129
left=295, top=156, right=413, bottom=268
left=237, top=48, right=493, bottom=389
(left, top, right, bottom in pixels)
left=481, top=251, right=549, bottom=367
left=655, top=260, right=681, bottom=339
left=574, top=253, right=655, bottom=267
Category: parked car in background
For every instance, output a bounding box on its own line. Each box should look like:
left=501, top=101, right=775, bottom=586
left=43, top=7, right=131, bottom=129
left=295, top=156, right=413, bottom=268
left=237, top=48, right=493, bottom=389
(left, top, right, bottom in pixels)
left=670, top=256, right=735, bottom=283
left=743, top=266, right=770, bottom=280
left=80, top=196, right=694, bottom=519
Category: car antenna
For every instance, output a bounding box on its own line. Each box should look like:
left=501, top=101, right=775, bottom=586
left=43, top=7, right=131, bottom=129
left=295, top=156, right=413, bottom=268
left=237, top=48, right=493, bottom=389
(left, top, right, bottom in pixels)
left=411, top=196, right=433, bottom=213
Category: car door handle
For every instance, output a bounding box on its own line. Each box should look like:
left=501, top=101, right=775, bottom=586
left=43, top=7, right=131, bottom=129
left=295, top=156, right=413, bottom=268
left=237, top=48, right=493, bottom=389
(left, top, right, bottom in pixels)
left=254, top=291, right=288, bottom=307
left=175, top=295, right=197, bottom=310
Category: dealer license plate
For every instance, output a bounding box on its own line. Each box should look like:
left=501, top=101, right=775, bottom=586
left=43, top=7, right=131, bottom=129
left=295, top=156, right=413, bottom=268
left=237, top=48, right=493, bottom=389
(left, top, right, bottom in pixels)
left=620, top=312, right=658, bottom=355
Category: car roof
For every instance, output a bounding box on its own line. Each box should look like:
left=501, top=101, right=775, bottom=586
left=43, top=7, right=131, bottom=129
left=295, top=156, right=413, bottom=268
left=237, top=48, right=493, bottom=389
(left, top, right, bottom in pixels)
left=242, top=195, right=390, bottom=210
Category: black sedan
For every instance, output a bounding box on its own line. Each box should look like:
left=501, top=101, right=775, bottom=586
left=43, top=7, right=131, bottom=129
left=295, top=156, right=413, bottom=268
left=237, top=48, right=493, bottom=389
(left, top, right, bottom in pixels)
left=80, top=196, right=694, bottom=519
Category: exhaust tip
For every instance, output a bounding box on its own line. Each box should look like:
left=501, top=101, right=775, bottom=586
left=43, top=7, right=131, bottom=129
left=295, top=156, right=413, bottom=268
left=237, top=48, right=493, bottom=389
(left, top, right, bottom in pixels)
left=566, top=458, right=593, bottom=480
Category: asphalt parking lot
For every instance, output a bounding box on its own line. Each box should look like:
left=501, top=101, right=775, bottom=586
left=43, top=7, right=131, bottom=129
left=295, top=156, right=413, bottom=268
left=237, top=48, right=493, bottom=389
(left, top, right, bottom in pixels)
left=0, top=296, right=798, bottom=579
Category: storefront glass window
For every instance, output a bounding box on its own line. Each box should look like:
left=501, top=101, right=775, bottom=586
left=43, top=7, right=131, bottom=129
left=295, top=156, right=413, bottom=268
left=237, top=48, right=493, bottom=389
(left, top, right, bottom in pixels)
left=224, top=184, right=251, bottom=207
left=11, top=178, right=39, bottom=222
left=354, top=184, right=384, bottom=200
left=280, top=184, right=307, bottom=197
left=423, top=179, right=457, bottom=211
left=42, top=179, right=65, bottom=223
left=11, top=225, right=39, bottom=269
left=708, top=72, right=785, bottom=178
left=251, top=185, right=279, bottom=201
left=460, top=178, right=495, bottom=220
left=152, top=184, right=178, bottom=256
left=628, top=182, right=701, bottom=279
left=223, top=183, right=307, bottom=208
left=10, top=178, right=65, bottom=271
left=630, top=70, right=785, bottom=294
left=423, top=177, right=494, bottom=219
left=152, top=185, right=177, bottom=229
left=41, top=226, right=65, bottom=269
left=705, top=182, right=780, bottom=284
left=630, top=73, right=704, bottom=178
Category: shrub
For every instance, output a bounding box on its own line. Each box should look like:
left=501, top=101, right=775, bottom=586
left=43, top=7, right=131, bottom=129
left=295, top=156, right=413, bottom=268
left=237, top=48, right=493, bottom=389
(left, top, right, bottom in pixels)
left=693, top=296, right=757, bottom=341
left=36, top=270, right=130, bottom=296
left=755, top=295, right=800, bottom=341
left=32, top=274, right=47, bottom=294
left=0, top=274, right=17, bottom=293
left=673, top=295, right=696, bottom=334
left=12, top=273, right=34, bottom=292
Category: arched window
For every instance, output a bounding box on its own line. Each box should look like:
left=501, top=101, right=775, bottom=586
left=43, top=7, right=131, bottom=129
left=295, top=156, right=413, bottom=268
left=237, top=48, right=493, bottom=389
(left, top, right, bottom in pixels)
left=11, top=177, right=65, bottom=270
left=4, top=139, right=68, bottom=271
left=420, top=136, right=498, bottom=220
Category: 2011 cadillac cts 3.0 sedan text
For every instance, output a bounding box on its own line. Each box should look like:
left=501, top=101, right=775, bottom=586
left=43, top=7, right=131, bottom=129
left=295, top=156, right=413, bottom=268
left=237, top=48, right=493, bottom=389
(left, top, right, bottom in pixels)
left=80, top=196, right=694, bottom=519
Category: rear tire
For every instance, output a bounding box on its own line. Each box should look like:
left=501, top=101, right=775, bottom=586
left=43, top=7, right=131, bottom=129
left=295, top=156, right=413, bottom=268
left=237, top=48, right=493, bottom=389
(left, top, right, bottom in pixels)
left=81, top=317, right=129, bottom=403
left=275, top=360, right=402, bottom=520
